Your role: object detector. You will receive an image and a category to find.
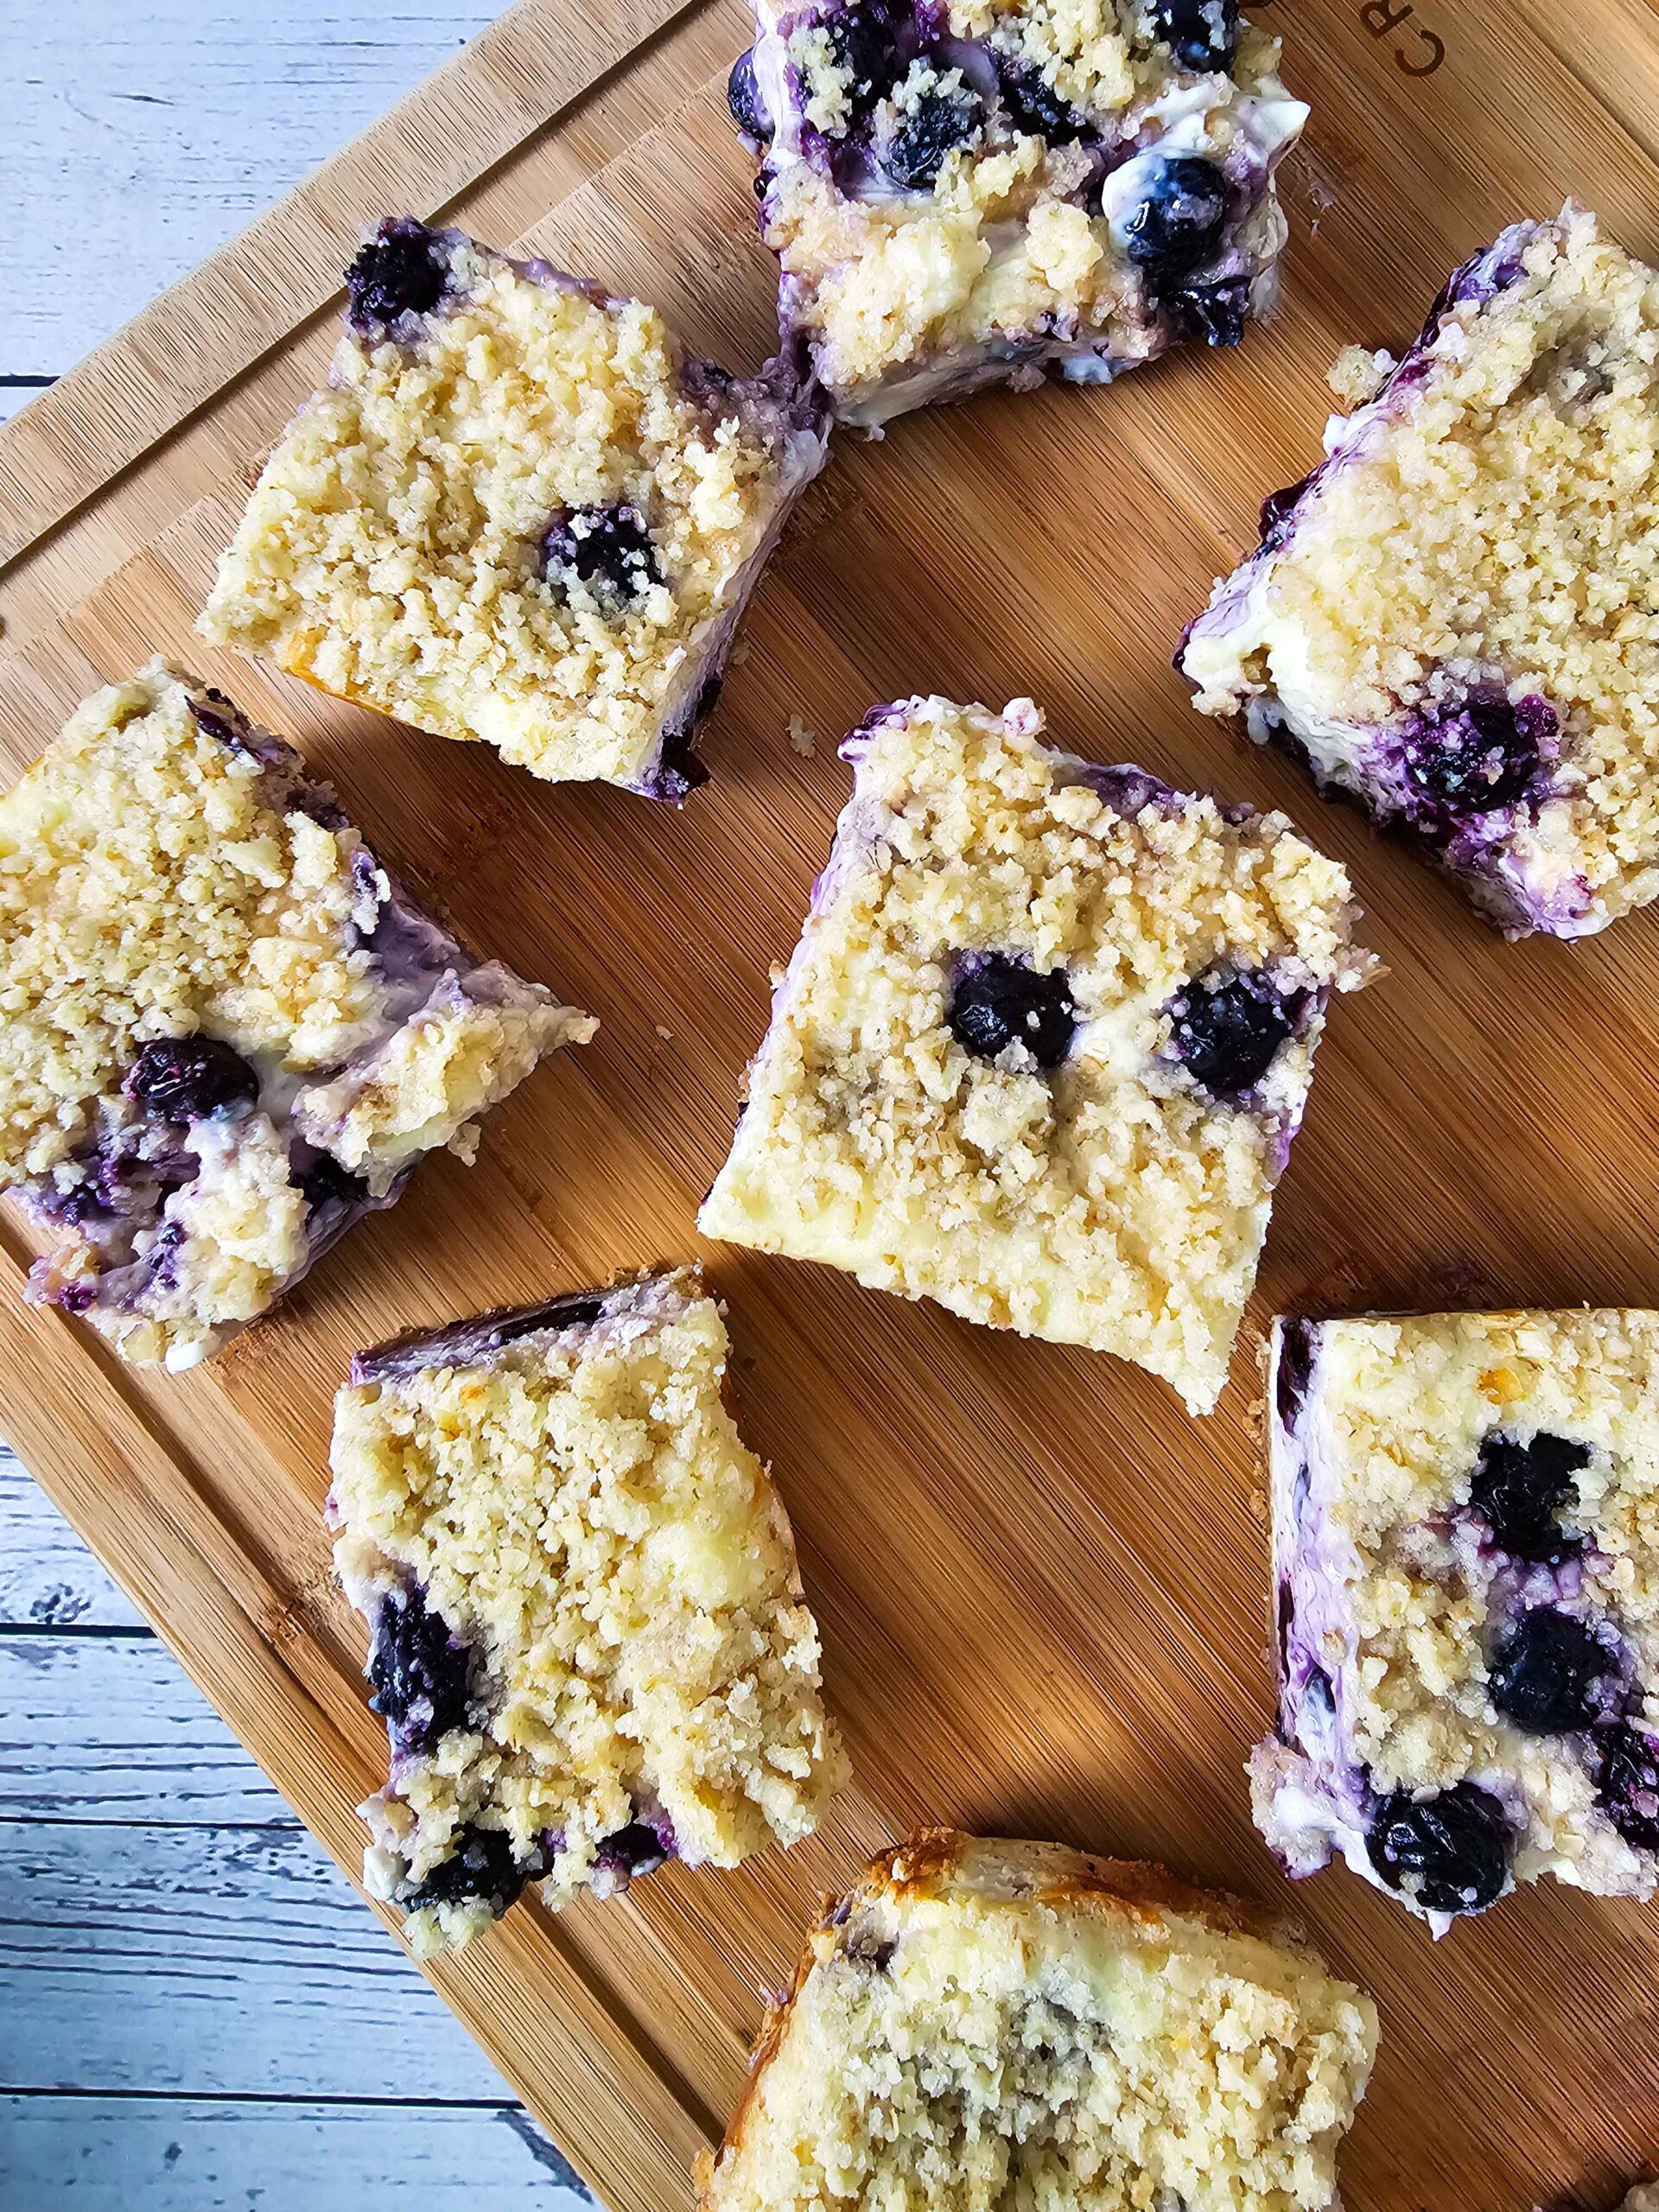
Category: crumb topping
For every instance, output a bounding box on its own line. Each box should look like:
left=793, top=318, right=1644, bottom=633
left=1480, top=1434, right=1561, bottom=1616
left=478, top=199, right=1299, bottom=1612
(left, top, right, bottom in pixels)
left=202, top=232, right=817, bottom=789
left=700, top=697, right=1370, bottom=1412
left=331, top=1274, right=845, bottom=1948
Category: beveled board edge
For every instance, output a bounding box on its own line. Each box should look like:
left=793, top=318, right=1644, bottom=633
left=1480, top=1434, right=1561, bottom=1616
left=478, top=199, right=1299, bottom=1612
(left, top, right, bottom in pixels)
left=0, top=0, right=709, bottom=574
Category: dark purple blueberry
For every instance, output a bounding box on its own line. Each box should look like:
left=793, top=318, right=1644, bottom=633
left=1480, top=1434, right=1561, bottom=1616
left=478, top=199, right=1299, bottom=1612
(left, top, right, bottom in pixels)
left=594, top=1821, right=671, bottom=1883
left=1147, top=0, right=1238, bottom=72
left=1595, top=1721, right=1659, bottom=1852
left=406, top=1824, right=542, bottom=1916
left=995, top=54, right=1086, bottom=142
left=188, top=695, right=256, bottom=758
left=542, top=503, right=663, bottom=611
left=58, top=1280, right=100, bottom=1317
left=1275, top=1579, right=1294, bottom=1680
left=1364, top=1782, right=1511, bottom=1915
left=1274, top=1318, right=1316, bottom=1433
left=1302, top=1663, right=1336, bottom=1720
left=490, top=1294, right=605, bottom=1344
left=1468, top=1431, right=1588, bottom=1565
left=346, top=220, right=450, bottom=330
left=124, top=1036, right=259, bottom=1123
left=1488, top=1607, right=1612, bottom=1736
left=879, top=78, right=984, bottom=191
left=368, top=1581, right=474, bottom=1753
left=1163, top=969, right=1302, bottom=1102
left=1164, top=275, right=1249, bottom=347
left=1400, top=690, right=1554, bottom=818
left=297, top=1152, right=372, bottom=1216
left=1258, top=471, right=1317, bottom=551
left=820, top=4, right=898, bottom=124
left=843, top=1924, right=897, bottom=1969
left=728, top=48, right=771, bottom=143
left=948, top=952, right=1076, bottom=1069
left=1121, top=156, right=1229, bottom=281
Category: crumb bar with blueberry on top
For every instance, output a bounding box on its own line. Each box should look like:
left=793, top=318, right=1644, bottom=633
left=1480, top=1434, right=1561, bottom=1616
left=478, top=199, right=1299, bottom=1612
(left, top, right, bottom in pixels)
left=330, top=1270, right=847, bottom=1955
left=1181, top=207, right=1659, bottom=938
left=728, top=0, right=1306, bottom=427
left=202, top=220, right=830, bottom=798
left=1258, top=1309, right=1659, bottom=1930
left=699, top=696, right=1375, bottom=1414
left=696, top=1827, right=1376, bottom=2212
left=0, top=664, right=592, bottom=1370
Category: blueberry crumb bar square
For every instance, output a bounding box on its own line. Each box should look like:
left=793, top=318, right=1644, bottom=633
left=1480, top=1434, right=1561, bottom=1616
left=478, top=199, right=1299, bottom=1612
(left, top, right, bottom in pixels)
left=329, top=1269, right=847, bottom=1955
left=699, top=696, right=1375, bottom=1414
left=1180, top=207, right=1659, bottom=938
left=696, top=1827, right=1377, bottom=2212
left=0, top=663, right=592, bottom=1370
left=202, top=220, right=830, bottom=798
left=729, top=0, right=1306, bottom=426
left=1259, top=1309, right=1659, bottom=1930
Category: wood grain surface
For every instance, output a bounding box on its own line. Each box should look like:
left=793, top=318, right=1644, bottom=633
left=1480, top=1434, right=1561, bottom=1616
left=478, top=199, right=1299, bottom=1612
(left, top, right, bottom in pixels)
left=2, top=1, right=1657, bottom=2207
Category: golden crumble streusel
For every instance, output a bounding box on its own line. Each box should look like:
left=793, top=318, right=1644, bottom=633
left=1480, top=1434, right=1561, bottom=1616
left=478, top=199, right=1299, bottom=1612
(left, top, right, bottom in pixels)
left=740, top=0, right=1305, bottom=425
left=697, top=1828, right=1377, bottom=2212
left=329, top=1270, right=847, bottom=1955
left=0, top=662, right=592, bottom=1369
left=1181, top=207, right=1659, bottom=939
left=699, top=696, right=1374, bottom=1414
left=201, top=221, right=828, bottom=797
left=1257, top=1310, right=1659, bottom=1927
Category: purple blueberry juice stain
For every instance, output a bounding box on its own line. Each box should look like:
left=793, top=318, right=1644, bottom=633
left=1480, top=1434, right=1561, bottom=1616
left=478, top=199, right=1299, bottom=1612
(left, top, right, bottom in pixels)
left=728, top=48, right=772, bottom=143
left=1274, top=1319, right=1316, bottom=1435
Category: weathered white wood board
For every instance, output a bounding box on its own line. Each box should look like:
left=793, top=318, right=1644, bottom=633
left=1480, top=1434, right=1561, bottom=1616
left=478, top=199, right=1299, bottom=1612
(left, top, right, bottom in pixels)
left=0, top=2, right=496, bottom=370
left=3, top=2097, right=587, bottom=2208
left=0, top=1457, right=145, bottom=1627
left=0, top=1634, right=297, bottom=1823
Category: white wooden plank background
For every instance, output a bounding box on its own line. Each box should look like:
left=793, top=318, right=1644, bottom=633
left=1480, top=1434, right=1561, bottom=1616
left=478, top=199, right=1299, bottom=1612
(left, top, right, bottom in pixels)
left=1, top=4, right=604, bottom=2201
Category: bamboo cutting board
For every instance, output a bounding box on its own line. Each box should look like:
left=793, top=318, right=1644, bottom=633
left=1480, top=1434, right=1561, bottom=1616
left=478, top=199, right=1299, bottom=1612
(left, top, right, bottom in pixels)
left=3, top=1, right=1659, bottom=2204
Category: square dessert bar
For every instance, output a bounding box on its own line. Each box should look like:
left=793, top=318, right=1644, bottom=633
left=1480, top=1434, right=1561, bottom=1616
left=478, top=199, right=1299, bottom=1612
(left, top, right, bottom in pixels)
left=202, top=219, right=830, bottom=798
left=728, top=0, right=1306, bottom=425
left=1257, top=1310, right=1659, bottom=1929
left=1181, top=207, right=1659, bottom=938
left=699, top=696, right=1374, bottom=1414
left=330, top=1270, right=847, bottom=1955
left=0, top=664, right=592, bottom=1370
left=696, top=1828, right=1377, bottom=2212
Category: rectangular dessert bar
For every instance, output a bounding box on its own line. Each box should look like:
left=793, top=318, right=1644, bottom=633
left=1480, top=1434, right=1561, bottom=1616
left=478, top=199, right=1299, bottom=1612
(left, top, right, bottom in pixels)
left=202, top=220, right=830, bottom=798
left=697, top=1827, right=1377, bottom=2212
left=1258, top=1310, right=1659, bottom=1930
left=0, top=663, right=592, bottom=1370
left=1180, top=207, right=1659, bottom=938
left=700, top=695, right=1374, bottom=1414
left=730, top=0, right=1306, bottom=425
left=329, top=1270, right=846, bottom=1955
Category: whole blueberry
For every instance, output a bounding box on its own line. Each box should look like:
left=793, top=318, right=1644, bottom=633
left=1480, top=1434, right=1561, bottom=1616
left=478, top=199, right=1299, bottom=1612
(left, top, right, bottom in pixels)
left=297, top=1151, right=372, bottom=1217
left=595, top=1821, right=671, bottom=1882
left=1364, top=1782, right=1511, bottom=1915
left=948, top=952, right=1077, bottom=1070
left=880, top=79, right=984, bottom=191
left=368, top=1581, right=474, bottom=1753
left=1163, top=969, right=1302, bottom=1102
left=728, top=49, right=771, bottom=143
left=1274, top=1318, right=1316, bottom=1433
left=1121, top=156, right=1229, bottom=280
left=1488, top=1607, right=1613, bottom=1735
left=406, top=1824, right=541, bottom=1916
left=1468, top=1431, right=1589, bottom=1564
left=1400, top=690, right=1553, bottom=817
left=821, top=4, right=898, bottom=120
left=1595, top=1721, right=1659, bottom=1852
left=1147, top=0, right=1239, bottom=72
left=1164, top=275, right=1249, bottom=347
left=124, top=1036, right=259, bottom=1123
left=346, top=220, right=450, bottom=330
left=996, top=55, right=1086, bottom=142
left=543, top=503, right=663, bottom=611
